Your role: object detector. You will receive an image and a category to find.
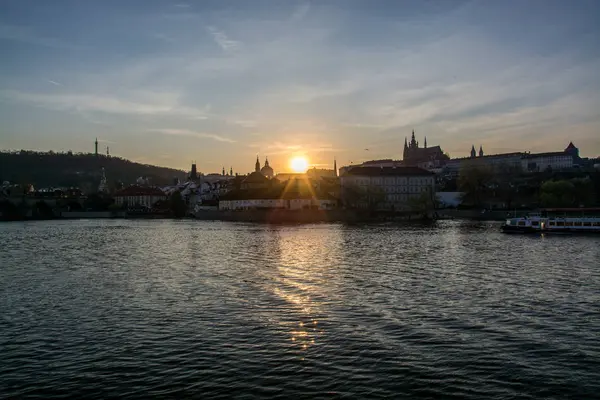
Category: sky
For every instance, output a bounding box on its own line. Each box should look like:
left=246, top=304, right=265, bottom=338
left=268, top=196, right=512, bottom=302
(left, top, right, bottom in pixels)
left=0, top=0, right=599, bottom=173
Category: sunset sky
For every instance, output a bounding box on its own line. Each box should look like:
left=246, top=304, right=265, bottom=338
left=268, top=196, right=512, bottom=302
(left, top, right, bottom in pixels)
left=1, top=0, right=599, bottom=173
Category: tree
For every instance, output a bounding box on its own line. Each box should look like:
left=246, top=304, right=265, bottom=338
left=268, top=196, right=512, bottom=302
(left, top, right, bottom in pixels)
left=407, top=191, right=438, bottom=219
left=458, top=166, right=493, bottom=207
left=366, top=185, right=386, bottom=211
left=170, top=191, right=187, bottom=217
left=540, top=180, right=575, bottom=207
left=342, top=184, right=367, bottom=209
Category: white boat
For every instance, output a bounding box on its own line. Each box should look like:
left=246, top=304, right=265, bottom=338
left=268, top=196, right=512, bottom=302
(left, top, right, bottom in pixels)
left=502, top=208, right=600, bottom=234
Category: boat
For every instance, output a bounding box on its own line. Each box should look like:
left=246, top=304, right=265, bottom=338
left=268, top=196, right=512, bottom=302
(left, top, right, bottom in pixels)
left=501, top=208, right=600, bottom=234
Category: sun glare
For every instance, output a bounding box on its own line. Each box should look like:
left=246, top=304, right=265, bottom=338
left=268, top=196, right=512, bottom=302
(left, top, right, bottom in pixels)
left=290, top=156, right=309, bottom=173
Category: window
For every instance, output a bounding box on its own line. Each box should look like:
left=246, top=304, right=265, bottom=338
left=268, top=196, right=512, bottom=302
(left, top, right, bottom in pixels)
left=574, top=221, right=582, bottom=227
left=557, top=221, right=564, bottom=226
left=518, top=221, right=526, bottom=226
left=583, top=222, right=591, bottom=227
left=565, top=222, right=573, bottom=227
left=549, top=221, right=555, bottom=226
left=531, top=221, right=539, bottom=226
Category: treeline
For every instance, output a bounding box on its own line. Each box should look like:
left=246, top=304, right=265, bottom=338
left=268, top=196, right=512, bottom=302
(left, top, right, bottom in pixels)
left=457, top=165, right=600, bottom=208
left=0, top=150, right=187, bottom=190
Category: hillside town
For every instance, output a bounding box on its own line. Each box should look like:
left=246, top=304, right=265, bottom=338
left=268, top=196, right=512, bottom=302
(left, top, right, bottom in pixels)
left=2, top=132, right=600, bottom=221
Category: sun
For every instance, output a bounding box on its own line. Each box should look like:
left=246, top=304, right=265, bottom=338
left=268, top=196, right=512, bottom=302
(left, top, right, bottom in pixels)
left=290, top=156, right=309, bottom=173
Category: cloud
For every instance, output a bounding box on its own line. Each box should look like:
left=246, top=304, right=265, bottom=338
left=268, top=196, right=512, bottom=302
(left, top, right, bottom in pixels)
left=0, top=23, right=84, bottom=50
left=151, top=128, right=236, bottom=143
left=206, top=26, right=241, bottom=52
left=47, top=80, right=62, bottom=86
left=1, top=90, right=210, bottom=119
left=291, top=3, right=311, bottom=21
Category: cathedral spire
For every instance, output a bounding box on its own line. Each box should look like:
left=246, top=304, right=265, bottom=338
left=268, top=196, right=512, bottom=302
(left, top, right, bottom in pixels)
left=404, top=137, right=408, bottom=149
left=424, top=136, right=427, bottom=148
left=470, top=145, right=476, bottom=158
left=255, top=156, right=260, bottom=172
left=410, top=130, right=417, bottom=148
left=479, top=145, right=484, bottom=157
left=333, top=157, right=337, bottom=177
left=222, top=166, right=225, bottom=175
left=230, top=166, right=233, bottom=176
left=264, top=156, right=269, bottom=167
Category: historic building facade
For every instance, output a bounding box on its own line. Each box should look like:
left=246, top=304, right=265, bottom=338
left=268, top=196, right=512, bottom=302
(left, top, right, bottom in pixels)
left=340, top=166, right=435, bottom=210
left=403, top=130, right=449, bottom=167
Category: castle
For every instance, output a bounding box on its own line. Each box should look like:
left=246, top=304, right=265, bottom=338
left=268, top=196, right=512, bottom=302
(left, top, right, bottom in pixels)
left=403, top=130, right=449, bottom=167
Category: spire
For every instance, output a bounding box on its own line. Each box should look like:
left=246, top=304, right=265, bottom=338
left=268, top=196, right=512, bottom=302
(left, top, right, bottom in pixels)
left=333, top=157, right=337, bottom=177
left=470, top=145, right=476, bottom=158
left=95, top=138, right=98, bottom=156
left=255, top=156, right=260, bottom=172
left=222, top=166, right=225, bottom=176
left=479, top=145, right=484, bottom=157
left=404, top=137, right=408, bottom=149
left=424, top=136, right=427, bottom=148
left=410, top=130, right=417, bottom=148
left=230, top=166, right=233, bottom=176
left=264, top=156, right=269, bottom=167
left=106, top=146, right=110, bottom=157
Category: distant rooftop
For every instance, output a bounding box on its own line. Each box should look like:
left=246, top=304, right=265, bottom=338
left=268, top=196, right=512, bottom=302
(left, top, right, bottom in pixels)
left=344, top=166, right=434, bottom=176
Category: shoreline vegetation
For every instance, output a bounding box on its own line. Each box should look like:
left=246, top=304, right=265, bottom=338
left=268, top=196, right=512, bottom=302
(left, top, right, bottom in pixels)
left=0, top=208, right=522, bottom=223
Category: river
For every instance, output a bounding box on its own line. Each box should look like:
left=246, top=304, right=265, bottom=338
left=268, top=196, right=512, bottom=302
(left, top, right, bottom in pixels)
left=1, top=220, right=599, bottom=399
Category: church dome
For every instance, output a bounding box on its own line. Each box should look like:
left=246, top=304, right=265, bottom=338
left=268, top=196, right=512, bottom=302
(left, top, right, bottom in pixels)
left=260, top=157, right=274, bottom=178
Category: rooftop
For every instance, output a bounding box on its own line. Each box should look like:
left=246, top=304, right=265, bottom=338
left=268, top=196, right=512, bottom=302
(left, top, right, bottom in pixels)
left=344, top=166, right=435, bottom=176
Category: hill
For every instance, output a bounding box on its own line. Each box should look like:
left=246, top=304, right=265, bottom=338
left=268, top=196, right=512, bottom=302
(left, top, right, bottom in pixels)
left=0, top=150, right=187, bottom=191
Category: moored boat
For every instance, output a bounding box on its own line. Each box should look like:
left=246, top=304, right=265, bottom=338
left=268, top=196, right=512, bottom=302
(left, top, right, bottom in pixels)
left=502, top=208, right=600, bottom=234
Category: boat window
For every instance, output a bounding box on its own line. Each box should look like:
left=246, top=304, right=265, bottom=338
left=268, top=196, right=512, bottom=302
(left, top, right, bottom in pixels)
left=518, top=221, right=526, bottom=226
left=593, top=222, right=600, bottom=227
left=574, top=222, right=582, bottom=227
left=531, top=221, right=539, bottom=226
left=549, top=221, right=555, bottom=226
left=556, top=221, right=565, bottom=226
left=565, top=222, right=573, bottom=226
left=583, top=222, right=592, bottom=227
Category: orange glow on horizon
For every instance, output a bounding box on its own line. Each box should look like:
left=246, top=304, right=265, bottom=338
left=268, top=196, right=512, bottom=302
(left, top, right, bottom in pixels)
left=290, top=156, right=309, bottom=173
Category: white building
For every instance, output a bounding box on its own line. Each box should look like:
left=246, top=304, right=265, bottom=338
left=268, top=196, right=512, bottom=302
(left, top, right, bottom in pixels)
left=340, top=166, right=435, bottom=210
left=219, top=197, right=336, bottom=211
left=113, top=186, right=166, bottom=208
left=521, top=152, right=574, bottom=172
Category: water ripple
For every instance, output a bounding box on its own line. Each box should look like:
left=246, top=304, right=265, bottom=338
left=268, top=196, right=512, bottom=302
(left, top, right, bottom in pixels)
left=1, top=219, right=599, bottom=399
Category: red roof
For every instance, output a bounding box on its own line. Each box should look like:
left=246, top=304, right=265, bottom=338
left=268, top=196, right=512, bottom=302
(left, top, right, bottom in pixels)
left=114, top=186, right=165, bottom=197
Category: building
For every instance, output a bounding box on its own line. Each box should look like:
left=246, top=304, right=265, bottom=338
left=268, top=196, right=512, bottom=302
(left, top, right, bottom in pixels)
left=403, top=130, right=449, bottom=167
left=241, top=158, right=271, bottom=190
left=521, top=152, right=574, bottom=172
left=444, top=147, right=525, bottom=177
left=340, top=166, right=435, bottom=210
left=260, top=157, right=274, bottom=179
left=219, top=178, right=336, bottom=211
left=114, top=186, right=167, bottom=208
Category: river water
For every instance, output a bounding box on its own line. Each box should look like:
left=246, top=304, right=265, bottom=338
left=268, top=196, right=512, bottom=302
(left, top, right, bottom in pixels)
left=1, top=220, right=599, bottom=399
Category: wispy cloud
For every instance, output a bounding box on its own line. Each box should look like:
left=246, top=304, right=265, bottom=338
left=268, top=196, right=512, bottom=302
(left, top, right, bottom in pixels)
left=151, top=128, right=236, bottom=143
left=47, top=80, right=62, bottom=86
left=291, top=3, right=311, bottom=21
left=0, top=23, right=84, bottom=50
left=1, top=90, right=210, bottom=119
left=206, top=26, right=241, bottom=52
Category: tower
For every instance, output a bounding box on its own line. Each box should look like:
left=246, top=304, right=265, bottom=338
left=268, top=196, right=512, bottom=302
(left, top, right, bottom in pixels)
left=222, top=167, right=225, bottom=176
left=470, top=145, right=476, bottom=158
left=190, top=162, right=198, bottom=180
left=334, top=157, right=337, bottom=177
left=230, top=167, right=233, bottom=176
left=106, top=146, right=110, bottom=157
left=424, top=136, right=427, bottom=148
left=95, top=138, right=98, bottom=156
left=255, top=156, right=260, bottom=172
left=479, top=145, right=484, bottom=157
left=410, top=130, right=417, bottom=148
